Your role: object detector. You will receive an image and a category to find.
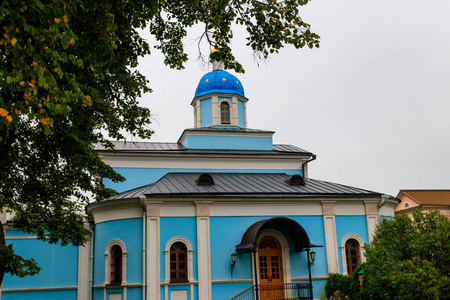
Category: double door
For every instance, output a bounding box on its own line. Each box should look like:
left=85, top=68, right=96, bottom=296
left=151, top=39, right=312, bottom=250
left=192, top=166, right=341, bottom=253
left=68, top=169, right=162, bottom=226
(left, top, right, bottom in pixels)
left=258, top=236, right=283, bottom=300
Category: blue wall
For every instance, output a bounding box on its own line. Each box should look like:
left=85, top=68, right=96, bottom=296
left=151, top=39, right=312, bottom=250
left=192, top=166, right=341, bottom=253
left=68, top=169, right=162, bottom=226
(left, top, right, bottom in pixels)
left=200, top=98, right=212, bottom=127
left=209, top=216, right=327, bottom=282
left=335, top=215, right=369, bottom=273
left=182, top=135, right=273, bottom=151
left=160, top=217, right=198, bottom=281
left=93, top=218, right=143, bottom=285
left=3, top=231, right=78, bottom=289
left=105, top=168, right=302, bottom=193
left=237, top=99, right=245, bottom=127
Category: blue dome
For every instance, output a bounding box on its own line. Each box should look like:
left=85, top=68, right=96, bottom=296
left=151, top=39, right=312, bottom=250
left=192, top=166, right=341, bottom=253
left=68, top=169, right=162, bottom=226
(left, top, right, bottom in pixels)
left=195, top=70, right=245, bottom=98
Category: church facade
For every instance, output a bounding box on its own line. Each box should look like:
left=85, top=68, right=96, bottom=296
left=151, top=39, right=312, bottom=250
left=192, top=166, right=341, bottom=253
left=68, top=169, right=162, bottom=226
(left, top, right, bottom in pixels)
left=2, top=67, right=398, bottom=300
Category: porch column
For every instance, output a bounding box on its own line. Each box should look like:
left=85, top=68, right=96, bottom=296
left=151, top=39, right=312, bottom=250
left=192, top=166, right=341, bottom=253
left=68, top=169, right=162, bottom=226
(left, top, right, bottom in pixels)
left=321, top=201, right=339, bottom=274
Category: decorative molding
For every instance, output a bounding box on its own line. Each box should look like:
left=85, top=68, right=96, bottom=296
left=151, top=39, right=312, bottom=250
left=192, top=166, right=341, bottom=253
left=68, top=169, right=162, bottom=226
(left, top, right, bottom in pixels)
left=321, top=201, right=337, bottom=216
left=340, top=234, right=366, bottom=275
left=364, top=201, right=379, bottom=215
left=92, top=284, right=143, bottom=289
left=104, top=239, right=128, bottom=286
left=210, top=202, right=322, bottom=217
left=195, top=202, right=211, bottom=217
left=2, top=286, right=78, bottom=293
left=163, top=237, right=195, bottom=283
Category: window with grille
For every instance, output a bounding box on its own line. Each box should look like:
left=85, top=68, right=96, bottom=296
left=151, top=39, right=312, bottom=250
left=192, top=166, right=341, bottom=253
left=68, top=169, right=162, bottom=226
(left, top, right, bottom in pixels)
left=110, top=245, right=122, bottom=285
left=220, top=102, right=230, bottom=124
left=345, top=239, right=360, bottom=274
left=170, top=242, right=188, bottom=283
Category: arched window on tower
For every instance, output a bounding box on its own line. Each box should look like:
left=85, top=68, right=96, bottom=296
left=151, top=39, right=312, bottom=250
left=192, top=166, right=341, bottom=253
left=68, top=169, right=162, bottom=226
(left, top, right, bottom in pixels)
left=345, top=239, right=360, bottom=274
left=110, top=245, right=123, bottom=285
left=170, top=242, right=188, bottom=283
left=220, top=102, right=230, bottom=124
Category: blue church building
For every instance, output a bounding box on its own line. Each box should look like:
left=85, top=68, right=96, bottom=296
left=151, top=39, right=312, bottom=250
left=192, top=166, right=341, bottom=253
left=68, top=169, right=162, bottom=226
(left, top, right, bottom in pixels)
left=2, top=64, right=399, bottom=300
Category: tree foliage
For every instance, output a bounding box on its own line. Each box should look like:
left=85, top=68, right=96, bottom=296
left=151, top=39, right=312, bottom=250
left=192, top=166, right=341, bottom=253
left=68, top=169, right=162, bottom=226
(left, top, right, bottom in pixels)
left=0, top=0, right=319, bottom=283
left=363, top=210, right=450, bottom=299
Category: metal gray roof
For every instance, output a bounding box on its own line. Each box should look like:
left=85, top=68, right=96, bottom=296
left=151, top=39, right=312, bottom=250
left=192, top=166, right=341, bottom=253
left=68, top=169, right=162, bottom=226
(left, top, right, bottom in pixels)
left=95, top=141, right=311, bottom=155
left=106, top=173, right=381, bottom=200
left=180, top=127, right=275, bottom=134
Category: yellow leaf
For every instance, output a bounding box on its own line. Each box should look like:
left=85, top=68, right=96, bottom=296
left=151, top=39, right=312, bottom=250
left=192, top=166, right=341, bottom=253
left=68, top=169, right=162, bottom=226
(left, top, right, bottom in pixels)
left=54, top=18, right=61, bottom=24
left=0, top=39, right=4, bottom=45
left=63, top=15, right=68, bottom=24
left=15, top=110, right=21, bottom=115
left=29, top=82, right=36, bottom=88
left=20, top=81, right=25, bottom=86
left=40, top=118, right=51, bottom=125
left=3, top=33, right=8, bottom=39
left=23, top=93, right=32, bottom=101
left=84, top=95, right=92, bottom=102
left=0, top=108, right=8, bottom=117
left=10, top=38, right=17, bottom=46
left=38, top=103, right=43, bottom=108
left=6, top=115, right=12, bottom=122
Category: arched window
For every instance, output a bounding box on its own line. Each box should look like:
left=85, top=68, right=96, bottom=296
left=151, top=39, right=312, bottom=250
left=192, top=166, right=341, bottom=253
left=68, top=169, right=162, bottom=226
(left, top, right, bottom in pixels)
left=345, top=239, right=360, bottom=274
left=340, top=234, right=365, bottom=275
left=110, top=245, right=122, bottom=285
left=170, top=242, right=187, bottom=282
left=104, top=239, right=127, bottom=286
left=220, top=102, right=230, bottom=124
left=164, top=237, right=194, bottom=284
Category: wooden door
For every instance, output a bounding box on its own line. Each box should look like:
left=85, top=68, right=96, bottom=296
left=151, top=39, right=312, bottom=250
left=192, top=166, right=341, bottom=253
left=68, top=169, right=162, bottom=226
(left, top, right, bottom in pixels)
left=258, top=236, right=283, bottom=300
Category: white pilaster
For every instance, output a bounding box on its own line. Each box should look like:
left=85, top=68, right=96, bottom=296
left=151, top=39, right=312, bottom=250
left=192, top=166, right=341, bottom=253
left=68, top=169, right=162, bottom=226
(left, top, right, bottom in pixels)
left=212, top=96, right=220, bottom=125
left=231, top=97, right=239, bottom=126
left=77, top=240, right=91, bottom=300
left=147, top=202, right=161, bottom=300
left=364, top=201, right=379, bottom=242
left=322, top=201, right=339, bottom=274
left=196, top=202, right=212, bottom=300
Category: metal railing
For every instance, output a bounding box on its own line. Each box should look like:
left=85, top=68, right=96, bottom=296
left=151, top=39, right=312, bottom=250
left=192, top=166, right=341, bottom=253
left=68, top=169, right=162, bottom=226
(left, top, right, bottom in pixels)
left=230, top=282, right=311, bottom=300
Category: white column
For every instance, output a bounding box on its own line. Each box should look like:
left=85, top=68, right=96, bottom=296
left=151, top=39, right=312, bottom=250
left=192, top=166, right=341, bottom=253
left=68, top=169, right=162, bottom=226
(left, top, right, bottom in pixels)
left=147, top=202, right=161, bottom=300
left=321, top=201, right=339, bottom=274
left=365, top=201, right=379, bottom=242
left=77, top=240, right=91, bottom=300
left=196, top=202, right=212, bottom=300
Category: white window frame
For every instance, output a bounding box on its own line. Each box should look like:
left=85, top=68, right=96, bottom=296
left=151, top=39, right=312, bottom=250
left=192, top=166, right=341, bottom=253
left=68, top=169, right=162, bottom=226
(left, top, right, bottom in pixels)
left=340, top=234, right=365, bottom=275
left=164, top=236, right=194, bottom=283
left=104, top=239, right=127, bottom=285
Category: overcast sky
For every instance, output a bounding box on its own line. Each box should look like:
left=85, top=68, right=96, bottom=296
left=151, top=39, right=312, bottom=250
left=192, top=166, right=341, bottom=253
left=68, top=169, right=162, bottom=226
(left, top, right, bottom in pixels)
left=133, top=0, right=450, bottom=197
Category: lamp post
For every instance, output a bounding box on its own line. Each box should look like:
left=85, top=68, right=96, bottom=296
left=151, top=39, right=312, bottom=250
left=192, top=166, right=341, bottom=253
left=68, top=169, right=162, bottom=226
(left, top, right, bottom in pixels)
left=231, top=253, right=237, bottom=279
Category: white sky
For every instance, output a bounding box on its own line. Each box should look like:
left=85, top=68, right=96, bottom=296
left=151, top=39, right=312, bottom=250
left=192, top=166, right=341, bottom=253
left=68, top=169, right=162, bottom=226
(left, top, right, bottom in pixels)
left=134, top=0, right=450, bottom=197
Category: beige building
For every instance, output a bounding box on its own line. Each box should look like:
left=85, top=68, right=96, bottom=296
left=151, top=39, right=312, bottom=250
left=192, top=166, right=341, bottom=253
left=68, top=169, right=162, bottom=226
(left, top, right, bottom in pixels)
left=394, top=190, right=450, bottom=217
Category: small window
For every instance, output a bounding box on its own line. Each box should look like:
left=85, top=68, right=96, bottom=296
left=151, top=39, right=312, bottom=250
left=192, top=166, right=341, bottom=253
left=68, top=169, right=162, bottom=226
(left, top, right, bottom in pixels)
left=220, top=102, right=230, bottom=124
left=197, top=173, right=214, bottom=185
left=404, top=203, right=409, bottom=208
left=170, top=242, right=188, bottom=283
left=345, top=239, right=360, bottom=274
left=110, top=245, right=122, bottom=285
left=288, top=174, right=305, bottom=186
